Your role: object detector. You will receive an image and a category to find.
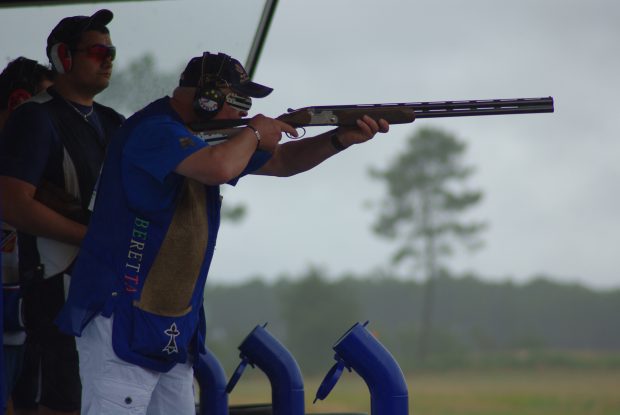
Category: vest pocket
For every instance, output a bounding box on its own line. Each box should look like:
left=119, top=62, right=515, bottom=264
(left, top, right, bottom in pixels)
left=126, top=304, right=198, bottom=364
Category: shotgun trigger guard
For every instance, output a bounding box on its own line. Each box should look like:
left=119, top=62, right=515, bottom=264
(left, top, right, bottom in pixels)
left=309, top=109, right=338, bottom=125
left=286, top=127, right=305, bottom=139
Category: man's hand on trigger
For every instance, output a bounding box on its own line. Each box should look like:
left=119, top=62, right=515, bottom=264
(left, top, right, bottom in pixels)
left=248, top=114, right=298, bottom=152
left=336, top=115, right=390, bottom=148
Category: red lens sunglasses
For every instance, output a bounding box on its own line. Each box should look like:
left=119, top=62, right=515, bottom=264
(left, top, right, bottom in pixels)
left=73, top=44, right=116, bottom=62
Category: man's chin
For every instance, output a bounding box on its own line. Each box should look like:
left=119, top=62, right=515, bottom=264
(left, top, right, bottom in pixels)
left=92, top=80, right=111, bottom=95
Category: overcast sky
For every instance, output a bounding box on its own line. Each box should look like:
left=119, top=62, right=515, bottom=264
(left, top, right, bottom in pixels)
left=1, top=0, right=618, bottom=289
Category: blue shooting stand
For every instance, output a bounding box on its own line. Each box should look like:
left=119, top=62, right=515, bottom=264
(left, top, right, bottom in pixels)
left=195, top=321, right=408, bottom=415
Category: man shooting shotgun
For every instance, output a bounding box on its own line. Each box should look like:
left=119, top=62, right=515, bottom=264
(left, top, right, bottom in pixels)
left=54, top=51, right=390, bottom=415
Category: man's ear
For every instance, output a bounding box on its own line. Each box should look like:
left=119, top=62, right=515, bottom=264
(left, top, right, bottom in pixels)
left=7, top=89, right=32, bottom=112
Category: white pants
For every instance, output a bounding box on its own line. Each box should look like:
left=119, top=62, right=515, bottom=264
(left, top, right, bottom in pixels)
left=76, top=314, right=195, bottom=415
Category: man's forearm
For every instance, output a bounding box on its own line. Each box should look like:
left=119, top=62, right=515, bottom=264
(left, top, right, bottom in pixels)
left=257, top=130, right=341, bottom=177
left=3, top=196, right=86, bottom=245
left=176, top=126, right=258, bottom=185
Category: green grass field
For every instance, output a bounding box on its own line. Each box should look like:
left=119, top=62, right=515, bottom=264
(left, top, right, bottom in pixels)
left=226, top=368, right=620, bottom=415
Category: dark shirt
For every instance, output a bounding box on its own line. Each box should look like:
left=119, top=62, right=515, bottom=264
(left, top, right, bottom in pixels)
left=0, top=87, right=124, bottom=280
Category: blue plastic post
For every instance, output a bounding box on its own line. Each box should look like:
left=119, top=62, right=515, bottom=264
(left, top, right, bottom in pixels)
left=334, top=323, right=409, bottom=415
left=237, top=325, right=305, bottom=415
left=195, top=348, right=229, bottom=415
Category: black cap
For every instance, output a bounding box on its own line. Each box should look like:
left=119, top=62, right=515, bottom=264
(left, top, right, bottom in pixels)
left=179, top=52, right=273, bottom=98
left=46, top=9, right=113, bottom=55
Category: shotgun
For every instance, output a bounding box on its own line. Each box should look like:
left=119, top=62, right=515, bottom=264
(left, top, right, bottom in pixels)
left=190, top=96, right=554, bottom=141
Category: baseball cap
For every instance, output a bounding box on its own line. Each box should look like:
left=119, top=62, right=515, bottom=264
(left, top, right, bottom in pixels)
left=179, top=52, right=273, bottom=98
left=46, top=9, right=113, bottom=55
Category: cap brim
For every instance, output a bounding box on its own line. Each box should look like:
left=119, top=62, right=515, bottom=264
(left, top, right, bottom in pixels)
left=233, top=81, right=273, bottom=98
left=85, top=9, right=113, bottom=30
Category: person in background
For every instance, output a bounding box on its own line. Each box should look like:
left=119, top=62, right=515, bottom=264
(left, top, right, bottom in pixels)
left=0, top=56, right=53, bottom=415
left=0, top=10, right=124, bottom=415
left=0, top=57, right=53, bottom=129
left=55, top=51, right=394, bottom=415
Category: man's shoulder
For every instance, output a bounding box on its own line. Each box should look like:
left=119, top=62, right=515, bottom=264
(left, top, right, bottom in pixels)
left=22, top=89, right=123, bottom=125
left=29, top=89, right=54, bottom=105
left=93, top=100, right=126, bottom=123
left=10, top=90, right=55, bottom=120
left=10, top=90, right=71, bottom=127
left=125, top=97, right=183, bottom=131
left=2, top=97, right=55, bottom=139
left=132, top=97, right=172, bottom=120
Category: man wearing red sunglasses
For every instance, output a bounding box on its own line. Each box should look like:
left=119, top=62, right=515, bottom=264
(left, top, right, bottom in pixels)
left=0, top=9, right=124, bottom=415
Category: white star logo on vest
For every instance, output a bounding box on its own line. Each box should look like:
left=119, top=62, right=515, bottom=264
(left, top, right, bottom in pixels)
left=162, top=322, right=180, bottom=354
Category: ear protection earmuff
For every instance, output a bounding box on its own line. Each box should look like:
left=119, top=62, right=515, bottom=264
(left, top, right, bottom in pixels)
left=49, top=43, right=72, bottom=74
left=192, top=52, right=231, bottom=120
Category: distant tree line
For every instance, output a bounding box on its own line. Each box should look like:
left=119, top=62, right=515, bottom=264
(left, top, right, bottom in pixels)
left=203, top=270, right=620, bottom=375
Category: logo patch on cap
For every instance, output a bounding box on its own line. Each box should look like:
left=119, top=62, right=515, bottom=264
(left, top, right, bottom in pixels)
left=235, top=63, right=249, bottom=83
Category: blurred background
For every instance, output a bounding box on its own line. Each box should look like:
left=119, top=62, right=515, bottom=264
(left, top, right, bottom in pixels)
left=1, top=1, right=619, bottom=413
